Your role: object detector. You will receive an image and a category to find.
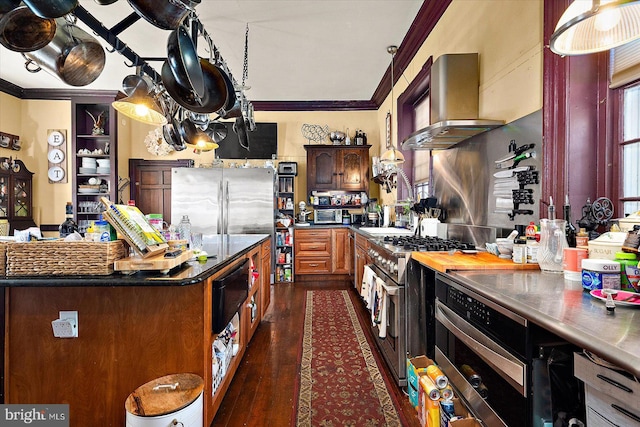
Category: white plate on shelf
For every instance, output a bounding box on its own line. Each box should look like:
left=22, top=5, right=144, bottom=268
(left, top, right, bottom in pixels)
left=78, top=188, right=99, bottom=194
left=78, top=167, right=97, bottom=174
left=96, top=167, right=110, bottom=174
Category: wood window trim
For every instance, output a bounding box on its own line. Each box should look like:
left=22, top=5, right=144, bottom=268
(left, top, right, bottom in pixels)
left=396, top=56, right=433, bottom=201
left=543, top=0, right=614, bottom=218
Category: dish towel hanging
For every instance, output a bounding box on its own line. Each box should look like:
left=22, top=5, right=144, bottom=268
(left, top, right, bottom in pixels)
left=360, top=264, right=374, bottom=305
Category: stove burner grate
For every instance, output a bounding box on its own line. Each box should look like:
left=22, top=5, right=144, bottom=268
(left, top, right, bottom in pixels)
left=383, top=235, right=475, bottom=252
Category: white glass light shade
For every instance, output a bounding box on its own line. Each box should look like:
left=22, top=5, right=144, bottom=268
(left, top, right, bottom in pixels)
left=550, top=0, right=640, bottom=55
left=380, top=147, right=405, bottom=165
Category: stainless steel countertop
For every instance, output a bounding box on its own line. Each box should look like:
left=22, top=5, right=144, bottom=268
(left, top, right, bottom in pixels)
left=448, top=270, right=640, bottom=377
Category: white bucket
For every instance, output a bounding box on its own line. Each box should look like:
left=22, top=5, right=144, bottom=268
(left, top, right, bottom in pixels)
left=125, top=373, right=204, bottom=427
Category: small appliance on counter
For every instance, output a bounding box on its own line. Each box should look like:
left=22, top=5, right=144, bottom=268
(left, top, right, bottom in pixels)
left=313, top=208, right=342, bottom=224
left=297, top=201, right=311, bottom=226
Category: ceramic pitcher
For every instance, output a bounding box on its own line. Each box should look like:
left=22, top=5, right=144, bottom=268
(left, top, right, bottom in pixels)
left=538, top=219, right=569, bottom=272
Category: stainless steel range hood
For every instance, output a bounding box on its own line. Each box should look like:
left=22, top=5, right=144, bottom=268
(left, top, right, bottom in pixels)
left=402, top=53, right=504, bottom=150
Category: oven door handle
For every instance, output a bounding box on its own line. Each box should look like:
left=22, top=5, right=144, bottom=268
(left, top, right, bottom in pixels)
left=435, top=299, right=526, bottom=397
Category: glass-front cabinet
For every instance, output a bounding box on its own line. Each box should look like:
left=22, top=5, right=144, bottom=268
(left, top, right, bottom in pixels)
left=0, top=158, right=35, bottom=234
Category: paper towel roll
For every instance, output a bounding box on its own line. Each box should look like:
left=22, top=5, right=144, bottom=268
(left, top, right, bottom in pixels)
left=383, top=206, right=390, bottom=227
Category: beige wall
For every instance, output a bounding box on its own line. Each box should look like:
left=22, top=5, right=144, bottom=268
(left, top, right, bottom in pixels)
left=377, top=0, right=543, bottom=206
left=124, top=110, right=381, bottom=207
left=0, top=0, right=543, bottom=229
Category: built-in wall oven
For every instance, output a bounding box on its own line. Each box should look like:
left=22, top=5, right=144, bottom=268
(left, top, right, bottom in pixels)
left=435, top=273, right=528, bottom=426
left=434, top=273, right=582, bottom=427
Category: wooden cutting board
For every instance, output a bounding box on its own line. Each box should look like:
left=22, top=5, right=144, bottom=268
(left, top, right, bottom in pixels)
left=411, top=251, right=540, bottom=273
left=114, top=250, right=193, bottom=273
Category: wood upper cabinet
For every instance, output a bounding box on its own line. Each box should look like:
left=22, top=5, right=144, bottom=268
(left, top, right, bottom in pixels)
left=305, top=145, right=371, bottom=193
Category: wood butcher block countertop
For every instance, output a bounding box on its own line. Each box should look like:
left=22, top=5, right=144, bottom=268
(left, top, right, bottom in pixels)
left=411, top=251, right=540, bottom=273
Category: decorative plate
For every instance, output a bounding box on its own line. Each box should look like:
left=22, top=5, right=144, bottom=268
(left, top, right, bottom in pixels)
left=48, top=148, right=65, bottom=164
left=590, top=289, right=640, bottom=307
left=47, top=130, right=65, bottom=146
left=48, top=167, right=65, bottom=182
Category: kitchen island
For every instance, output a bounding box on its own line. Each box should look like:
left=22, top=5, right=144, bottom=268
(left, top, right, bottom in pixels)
left=1, top=234, right=270, bottom=427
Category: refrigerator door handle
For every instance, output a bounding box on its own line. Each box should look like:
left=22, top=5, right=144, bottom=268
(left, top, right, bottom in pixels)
left=218, top=180, right=223, bottom=234
left=225, top=180, right=230, bottom=235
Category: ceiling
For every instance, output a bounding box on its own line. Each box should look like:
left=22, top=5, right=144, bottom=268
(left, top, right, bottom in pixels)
left=0, top=0, right=424, bottom=104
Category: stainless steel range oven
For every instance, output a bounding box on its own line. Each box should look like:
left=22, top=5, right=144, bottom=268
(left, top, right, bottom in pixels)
left=434, top=273, right=582, bottom=427
left=361, top=233, right=477, bottom=387
left=366, top=240, right=408, bottom=386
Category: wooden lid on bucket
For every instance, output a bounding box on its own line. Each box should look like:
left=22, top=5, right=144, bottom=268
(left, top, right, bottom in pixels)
left=125, top=373, right=204, bottom=417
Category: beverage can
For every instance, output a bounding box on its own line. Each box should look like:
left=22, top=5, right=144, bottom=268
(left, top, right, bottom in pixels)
left=419, top=375, right=440, bottom=401
left=426, top=364, right=448, bottom=389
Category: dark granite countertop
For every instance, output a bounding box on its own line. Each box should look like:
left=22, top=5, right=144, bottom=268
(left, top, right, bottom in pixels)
left=0, top=234, right=269, bottom=287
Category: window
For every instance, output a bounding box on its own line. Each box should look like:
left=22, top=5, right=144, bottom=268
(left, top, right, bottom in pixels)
left=413, top=94, right=431, bottom=195
left=621, top=83, right=640, bottom=214
left=612, top=39, right=640, bottom=215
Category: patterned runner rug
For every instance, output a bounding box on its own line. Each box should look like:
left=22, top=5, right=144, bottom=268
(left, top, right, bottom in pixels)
left=293, top=290, right=403, bottom=426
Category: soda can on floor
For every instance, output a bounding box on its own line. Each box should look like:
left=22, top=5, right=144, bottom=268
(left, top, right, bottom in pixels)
left=440, top=399, right=455, bottom=416
left=427, top=364, right=448, bottom=389
left=419, top=375, right=441, bottom=401
left=440, top=385, right=454, bottom=400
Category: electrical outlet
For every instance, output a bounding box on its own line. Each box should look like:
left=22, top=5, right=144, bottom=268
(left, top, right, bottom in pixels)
left=51, top=311, right=78, bottom=338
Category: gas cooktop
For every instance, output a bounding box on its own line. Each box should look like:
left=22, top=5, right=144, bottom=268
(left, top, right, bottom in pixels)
left=382, top=235, right=476, bottom=252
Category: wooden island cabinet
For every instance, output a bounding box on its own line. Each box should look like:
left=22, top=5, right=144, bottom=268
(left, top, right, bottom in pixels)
left=294, top=227, right=352, bottom=281
left=2, top=236, right=270, bottom=427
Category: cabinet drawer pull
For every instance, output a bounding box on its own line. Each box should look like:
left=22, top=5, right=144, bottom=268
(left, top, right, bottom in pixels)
left=308, top=263, right=319, bottom=267
left=596, top=374, right=633, bottom=393
left=611, top=403, right=640, bottom=422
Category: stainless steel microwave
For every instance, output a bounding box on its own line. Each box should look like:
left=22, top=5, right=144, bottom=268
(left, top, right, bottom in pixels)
left=314, top=209, right=342, bottom=224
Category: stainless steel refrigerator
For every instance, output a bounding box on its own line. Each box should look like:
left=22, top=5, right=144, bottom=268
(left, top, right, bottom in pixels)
left=171, top=167, right=275, bottom=275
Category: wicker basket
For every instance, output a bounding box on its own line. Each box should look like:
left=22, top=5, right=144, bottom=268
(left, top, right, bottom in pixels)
left=0, top=241, right=7, bottom=277
left=6, top=240, right=126, bottom=276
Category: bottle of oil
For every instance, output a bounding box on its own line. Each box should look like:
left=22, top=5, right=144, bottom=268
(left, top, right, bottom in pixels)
left=59, top=202, right=78, bottom=238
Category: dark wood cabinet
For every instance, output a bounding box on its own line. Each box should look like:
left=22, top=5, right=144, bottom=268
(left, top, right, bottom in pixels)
left=129, top=159, right=194, bottom=220
left=0, top=158, right=35, bottom=234
left=71, top=95, right=119, bottom=233
left=305, top=145, right=371, bottom=194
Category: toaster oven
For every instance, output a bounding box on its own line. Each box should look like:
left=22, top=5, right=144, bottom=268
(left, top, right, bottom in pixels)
left=314, top=209, right=342, bottom=224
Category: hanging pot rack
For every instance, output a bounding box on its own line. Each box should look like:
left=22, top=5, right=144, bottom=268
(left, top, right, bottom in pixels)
left=72, top=4, right=248, bottom=115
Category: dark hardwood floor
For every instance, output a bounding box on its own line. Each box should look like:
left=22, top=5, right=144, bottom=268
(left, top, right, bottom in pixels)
left=212, top=280, right=421, bottom=427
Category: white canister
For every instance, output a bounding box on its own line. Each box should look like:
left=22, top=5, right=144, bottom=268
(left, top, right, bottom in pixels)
left=383, top=206, right=390, bottom=227
left=581, top=258, right=621, bottom=291
left=125, top=373, right=204, bottom=427
left=420, top=218, right=440, bottom=238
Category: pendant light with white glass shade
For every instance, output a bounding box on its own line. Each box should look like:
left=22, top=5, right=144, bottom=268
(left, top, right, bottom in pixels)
left=550, top=0, right=640, bottom=56
left=380, top=45, right=405, bottom=165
